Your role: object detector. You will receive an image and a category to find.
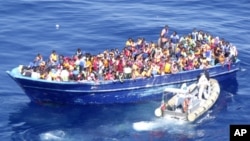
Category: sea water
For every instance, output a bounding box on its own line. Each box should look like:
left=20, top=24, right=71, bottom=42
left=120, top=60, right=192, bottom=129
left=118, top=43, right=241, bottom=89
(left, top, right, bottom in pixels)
left=0, top=1, right=249, bottom=141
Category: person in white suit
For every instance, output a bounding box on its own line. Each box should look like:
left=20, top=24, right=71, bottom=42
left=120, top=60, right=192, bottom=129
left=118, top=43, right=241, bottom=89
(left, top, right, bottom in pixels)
left=197, top=73, right=210, bottom=99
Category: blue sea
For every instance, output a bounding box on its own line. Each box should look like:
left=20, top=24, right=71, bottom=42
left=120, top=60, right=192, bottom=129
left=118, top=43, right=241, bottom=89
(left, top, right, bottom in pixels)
left=0, top=0, right=249, bottom=140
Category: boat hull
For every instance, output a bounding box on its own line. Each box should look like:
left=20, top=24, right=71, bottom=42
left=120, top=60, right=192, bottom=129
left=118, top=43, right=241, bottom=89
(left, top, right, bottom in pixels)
left=6, top=60, right=240, bottom=105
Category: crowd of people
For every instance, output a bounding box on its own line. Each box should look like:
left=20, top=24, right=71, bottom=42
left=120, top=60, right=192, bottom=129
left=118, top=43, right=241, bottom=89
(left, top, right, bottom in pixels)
left=20, top=25, right=238, bottom=82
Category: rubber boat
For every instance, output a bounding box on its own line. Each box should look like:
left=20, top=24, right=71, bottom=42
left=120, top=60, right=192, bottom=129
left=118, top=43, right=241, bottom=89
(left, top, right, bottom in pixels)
left=154, top=75, right=220, bottom=122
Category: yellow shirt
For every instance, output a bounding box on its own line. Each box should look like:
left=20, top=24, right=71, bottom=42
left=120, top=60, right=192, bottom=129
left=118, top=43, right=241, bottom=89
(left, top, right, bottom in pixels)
left=164, top=62, right=171, bottom=73
left=50, top=54, right=57, bottom=62
left=103, top=59, right=109, bottom=68
left=63, top=62, right=70, bottom=69
left=126, top=40, right=133, bottom=46
left=132, top=64, right=138, bottom=71
left=86, top=60, right=92, bottom=72
left=141, top=71, right=147, bottom=77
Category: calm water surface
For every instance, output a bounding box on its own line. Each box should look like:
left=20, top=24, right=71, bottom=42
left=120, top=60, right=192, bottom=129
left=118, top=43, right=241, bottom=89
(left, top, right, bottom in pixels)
left=0, top=0, right=250, bottom=141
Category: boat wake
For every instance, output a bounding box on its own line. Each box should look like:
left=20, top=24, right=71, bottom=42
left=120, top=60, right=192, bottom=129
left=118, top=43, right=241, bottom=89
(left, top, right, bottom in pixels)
left=132, top=117, right=191, bottom=132
left=132, top=110, right=217, bottom=133
left=132, top=113, right=218, bottom=140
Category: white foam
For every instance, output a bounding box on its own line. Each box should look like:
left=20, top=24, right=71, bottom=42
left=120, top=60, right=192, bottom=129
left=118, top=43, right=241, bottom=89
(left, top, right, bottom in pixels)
left=133, top=121, right=159, bottom=131
left=133, top=117, right=188, bottom=132
left=40, top=130, right=65, bottom=141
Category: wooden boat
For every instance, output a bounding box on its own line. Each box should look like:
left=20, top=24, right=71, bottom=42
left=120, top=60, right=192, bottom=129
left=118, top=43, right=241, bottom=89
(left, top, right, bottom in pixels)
left=6, top=60, right=238, bottom=105
left=154, top=76, right=220, bottom=122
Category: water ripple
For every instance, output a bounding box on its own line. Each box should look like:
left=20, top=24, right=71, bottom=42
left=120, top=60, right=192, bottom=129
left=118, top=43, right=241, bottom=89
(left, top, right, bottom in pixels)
left=0, top=0, right=250, bottom=140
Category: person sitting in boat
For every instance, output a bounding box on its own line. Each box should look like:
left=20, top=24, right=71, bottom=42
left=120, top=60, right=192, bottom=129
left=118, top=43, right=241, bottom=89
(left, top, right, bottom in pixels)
left=163, top=58, right=172, bottom=74
left=23, top=28, right=239, bottom=83
left=173, top=95, right=185, bottom=112
left=60, top=67, right=70, bottom=81
left=104, top=70, right=115, bottom=81
left=172, top=92, right=194, bottom=113
left=141, top=67, right=149, bottom=78
left=131, top=68, right=141, bottom=79
left=31, top=67, right=41, bottom=79
left=123, top=63, right=132, bottom=79
left=33, top=53, right=43, bottom=67
left=171, top=61, right=179, bottom=74
left=172, top=80, right=201, bottom=113
left=182, top=97, right=191, bottom=113
left=151, top=63, right=159, bottom=76
left=86, top=71, right=97, bottom=81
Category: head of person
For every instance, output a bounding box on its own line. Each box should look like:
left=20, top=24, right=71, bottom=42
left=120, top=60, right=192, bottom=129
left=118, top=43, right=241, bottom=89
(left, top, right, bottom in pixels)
left=164, top=25, right=169, bottom=29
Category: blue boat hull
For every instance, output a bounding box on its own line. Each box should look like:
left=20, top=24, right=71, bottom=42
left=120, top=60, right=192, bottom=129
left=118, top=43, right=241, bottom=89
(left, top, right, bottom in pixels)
left=7, top=60, right=240, bottom=105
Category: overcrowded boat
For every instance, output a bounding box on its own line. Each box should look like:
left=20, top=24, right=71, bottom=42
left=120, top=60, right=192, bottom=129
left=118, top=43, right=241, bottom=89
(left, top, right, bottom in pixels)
left=6, top=26, right=240, bottom=105
left=154, top=73, right=220, bottom=122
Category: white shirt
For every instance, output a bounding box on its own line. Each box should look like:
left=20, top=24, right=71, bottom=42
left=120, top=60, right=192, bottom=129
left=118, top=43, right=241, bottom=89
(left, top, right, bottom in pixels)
left=60, top=69, right=69, bottom=81
left=31, top=71, right=40, bottom=79
left=124, top=67, right=132, bottom=74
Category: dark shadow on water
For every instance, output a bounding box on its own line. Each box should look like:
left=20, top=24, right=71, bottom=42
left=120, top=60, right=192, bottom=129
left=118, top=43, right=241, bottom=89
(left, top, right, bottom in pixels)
left=219, top=76, right=239, bottom=95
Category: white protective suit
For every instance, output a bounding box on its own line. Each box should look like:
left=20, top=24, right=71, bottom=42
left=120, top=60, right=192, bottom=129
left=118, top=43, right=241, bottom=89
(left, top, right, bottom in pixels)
left=197, top=73, right=210, bottom=99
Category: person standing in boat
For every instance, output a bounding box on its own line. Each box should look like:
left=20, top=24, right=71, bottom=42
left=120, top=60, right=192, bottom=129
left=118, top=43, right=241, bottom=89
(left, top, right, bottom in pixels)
left=158, top=25, right=169, bottom=48
left=49, top=50, right=59, bottom=67
left=170, top=31, right=180, bottom=56
left=229, top=44, right=238, bottom=62
left=197, top=73, right=210, bottom=99
left=75, top=48, right=82, bottom=57
left=191, top=28, right=198, bottom=41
